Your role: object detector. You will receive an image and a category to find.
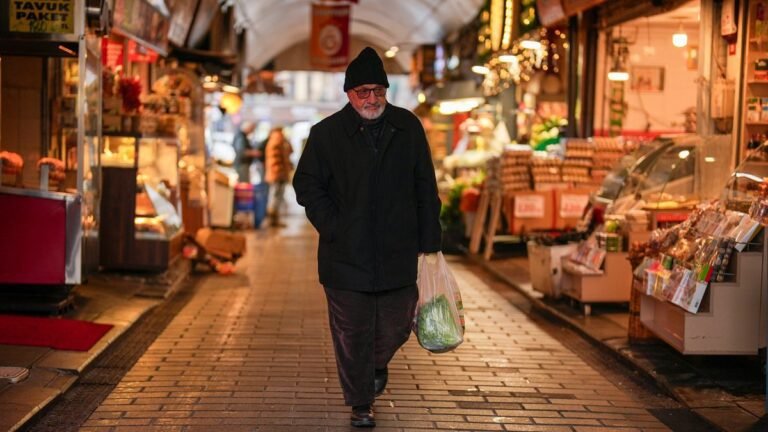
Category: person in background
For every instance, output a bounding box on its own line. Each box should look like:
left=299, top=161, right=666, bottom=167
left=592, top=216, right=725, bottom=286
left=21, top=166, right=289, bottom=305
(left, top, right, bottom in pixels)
left=293, top=47, right=442, bottom=428
left=232, top=120, right=260, bottom=183
left=264, top=127, right=293, bottom=227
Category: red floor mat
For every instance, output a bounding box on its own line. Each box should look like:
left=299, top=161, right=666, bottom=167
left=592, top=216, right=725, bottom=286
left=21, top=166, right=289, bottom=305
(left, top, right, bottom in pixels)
left=0, top=314, right=113, bottom=351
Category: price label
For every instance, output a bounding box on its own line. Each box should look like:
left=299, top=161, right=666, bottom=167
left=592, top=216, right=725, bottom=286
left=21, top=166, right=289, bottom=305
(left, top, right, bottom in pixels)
left=514, top=195, right=545, bottom=218
left=560, top=194, right=589, bottom=218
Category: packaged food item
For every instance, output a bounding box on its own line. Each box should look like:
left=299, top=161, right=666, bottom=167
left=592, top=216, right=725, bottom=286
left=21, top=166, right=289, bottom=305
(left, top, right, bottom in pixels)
left=756, top=58, right=768, bottom=80
left=747, top=97, right=761, bottom=123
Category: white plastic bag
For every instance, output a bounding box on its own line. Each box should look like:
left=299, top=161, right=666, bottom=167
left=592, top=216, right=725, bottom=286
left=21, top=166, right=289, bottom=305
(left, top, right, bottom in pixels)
left=415, top=252, right=465, bottom=353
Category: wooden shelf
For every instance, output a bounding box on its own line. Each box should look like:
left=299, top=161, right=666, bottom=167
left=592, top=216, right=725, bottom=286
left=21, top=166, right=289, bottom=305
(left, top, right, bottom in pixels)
left=745, top=122, right=768, bottom=126
left=747, top=80, right=768, bottom=84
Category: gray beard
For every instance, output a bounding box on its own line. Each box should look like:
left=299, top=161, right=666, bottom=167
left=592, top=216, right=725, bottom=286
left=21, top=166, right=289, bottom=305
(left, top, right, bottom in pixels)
left=356, top=103, right=386, bottom=120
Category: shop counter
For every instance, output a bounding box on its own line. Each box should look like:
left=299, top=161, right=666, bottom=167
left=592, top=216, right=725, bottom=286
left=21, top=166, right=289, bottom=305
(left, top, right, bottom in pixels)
left=0, top=187, right=81, bottom=285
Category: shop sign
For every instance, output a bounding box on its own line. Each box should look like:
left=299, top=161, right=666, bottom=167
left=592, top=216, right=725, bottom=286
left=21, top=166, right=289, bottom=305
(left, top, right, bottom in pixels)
left=9, top=0, right=75, bottom=34
left=514, top=195, right=546, bottom=218
left=559, top=194, right=589, bottom=218
left=101, top=38, right=124, bottom=69
left=310, top=1, right=350, bottom=70
left=127, top=39, right=158, bottom=63
left=113, top=0, right=169, bottom=56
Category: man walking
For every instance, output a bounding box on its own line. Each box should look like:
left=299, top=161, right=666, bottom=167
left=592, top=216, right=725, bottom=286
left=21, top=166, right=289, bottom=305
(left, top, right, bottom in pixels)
left=293, top=47, right=442, bottom=427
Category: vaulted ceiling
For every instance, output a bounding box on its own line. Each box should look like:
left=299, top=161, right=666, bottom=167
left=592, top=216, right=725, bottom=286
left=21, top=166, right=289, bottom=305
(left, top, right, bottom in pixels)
left=233, top=0, right=484, bottom=71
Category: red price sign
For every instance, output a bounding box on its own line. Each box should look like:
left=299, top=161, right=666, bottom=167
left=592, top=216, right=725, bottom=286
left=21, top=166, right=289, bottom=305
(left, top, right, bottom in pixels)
left=560, top=194, right=589, bottom=218
left=514, top=195, right=545, bottom=218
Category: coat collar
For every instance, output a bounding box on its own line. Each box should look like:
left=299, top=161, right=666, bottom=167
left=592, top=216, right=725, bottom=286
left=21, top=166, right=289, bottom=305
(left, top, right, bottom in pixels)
left=341, top=103, right=406, bottom=136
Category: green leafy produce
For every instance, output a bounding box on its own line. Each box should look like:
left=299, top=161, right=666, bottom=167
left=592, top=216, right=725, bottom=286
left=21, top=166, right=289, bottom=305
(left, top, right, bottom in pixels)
left=417, top=294, right=463, bottom=353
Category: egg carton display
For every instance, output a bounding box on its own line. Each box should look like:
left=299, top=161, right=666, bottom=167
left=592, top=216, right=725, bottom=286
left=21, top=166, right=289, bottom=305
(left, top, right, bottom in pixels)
left=561, top=139, right=595, bottom=185
left=500, top=147, right=533, bottom=192
left=563, top=138, right=595, bottom=159
left=592, top=136, right=626, bottom=170
left=531, top=157, right=562, bottom=185
left=561, top=166, right=591, bottom=184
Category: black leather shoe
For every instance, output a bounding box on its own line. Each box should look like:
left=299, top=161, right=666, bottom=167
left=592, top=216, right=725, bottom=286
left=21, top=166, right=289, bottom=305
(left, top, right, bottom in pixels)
left=374, top=368, right=388, bottom=397
left=350, top=404, right=375, bottom=427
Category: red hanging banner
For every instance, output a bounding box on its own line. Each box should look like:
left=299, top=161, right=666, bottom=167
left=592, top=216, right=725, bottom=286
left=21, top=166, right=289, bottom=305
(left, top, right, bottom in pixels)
left=310, top=2, right=351, bottom=70
left=101, top=38, right=125, bottom=70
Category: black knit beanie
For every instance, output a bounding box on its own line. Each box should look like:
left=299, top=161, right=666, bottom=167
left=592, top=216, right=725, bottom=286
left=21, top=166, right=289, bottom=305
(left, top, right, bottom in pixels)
left=343, top=47, right=390, bottom=92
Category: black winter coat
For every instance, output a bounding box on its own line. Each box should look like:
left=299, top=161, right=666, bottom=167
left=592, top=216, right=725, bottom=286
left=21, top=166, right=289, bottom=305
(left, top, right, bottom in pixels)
left=293, top=103, right=442, bottom=292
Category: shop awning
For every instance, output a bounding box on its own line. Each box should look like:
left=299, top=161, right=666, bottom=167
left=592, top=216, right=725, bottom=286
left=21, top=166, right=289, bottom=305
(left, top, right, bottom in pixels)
left=597, top=0, right=694, bottom=29
left=537, top=0, right=606, bottom=26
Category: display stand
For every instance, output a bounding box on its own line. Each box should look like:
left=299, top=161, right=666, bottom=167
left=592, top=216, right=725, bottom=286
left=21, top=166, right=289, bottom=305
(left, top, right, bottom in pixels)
left=100, top=134, right=184, bottom=271
left=560, top=252, right=632, bottom=315
left=469, top=184, right=507, bottom=260
left=527, top=242, right=577, bottom=299
left=639, top=237, right=764, bottom=354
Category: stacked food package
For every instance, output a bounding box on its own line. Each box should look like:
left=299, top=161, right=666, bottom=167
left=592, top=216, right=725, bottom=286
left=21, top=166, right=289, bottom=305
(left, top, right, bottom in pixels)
left=0, top=151, right=23, bottom=175
left=629, top=202, right=763, bottom=313
left=37, top=157, right=66, bottom=187
left=562, top=139, right=593, bottom=185
left=530, top=157, right=562, bottom=188
left=500, top=146, right=532, bottom=193
left=591, top=137, right=626, bottom=184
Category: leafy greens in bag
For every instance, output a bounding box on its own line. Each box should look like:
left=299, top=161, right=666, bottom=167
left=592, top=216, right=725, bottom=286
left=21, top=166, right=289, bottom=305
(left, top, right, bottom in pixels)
left=415, top=252, right=465, bottom=353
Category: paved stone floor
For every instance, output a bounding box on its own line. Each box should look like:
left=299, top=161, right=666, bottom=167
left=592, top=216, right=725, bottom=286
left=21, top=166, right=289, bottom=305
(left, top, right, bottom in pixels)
left=77, top=218, right=676, bottom=432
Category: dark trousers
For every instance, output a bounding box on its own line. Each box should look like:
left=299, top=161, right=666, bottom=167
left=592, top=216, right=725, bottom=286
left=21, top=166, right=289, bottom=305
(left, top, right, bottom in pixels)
left=323, top=284, right=419, bottom=406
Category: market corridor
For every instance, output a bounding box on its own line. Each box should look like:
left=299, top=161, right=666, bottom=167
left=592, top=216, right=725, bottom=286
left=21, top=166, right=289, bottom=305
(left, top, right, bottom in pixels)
left=77, top=215, right=673, bottom=432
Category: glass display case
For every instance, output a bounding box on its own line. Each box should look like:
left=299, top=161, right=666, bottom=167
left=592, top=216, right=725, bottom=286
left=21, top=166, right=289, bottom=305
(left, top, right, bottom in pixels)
left=151, top=68, right=207, bottom=234
left=600, top=135, right=728, bottom=234
left=99, top=134, right=183, bottom=271
left=722, top=141, right=768, bottom=215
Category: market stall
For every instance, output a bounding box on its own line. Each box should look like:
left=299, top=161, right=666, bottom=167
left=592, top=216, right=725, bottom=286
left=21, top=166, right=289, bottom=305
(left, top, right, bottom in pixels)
left=98, top=64, right=191, bottom=271
left=627, top=141, right=768, bottom=354
left=0, top=1, right=105, bottom=300
left=554, top=133, right=732, bottom=313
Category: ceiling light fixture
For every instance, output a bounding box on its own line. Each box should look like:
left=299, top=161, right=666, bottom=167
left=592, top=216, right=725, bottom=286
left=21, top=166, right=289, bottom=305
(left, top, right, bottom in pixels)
left=607, top=69, right=629, bottom=81
left=472, top=65, right=490, bottom=75
left=672, top=22, right=688, bottom=48
left=385, top=45, right=399, bottom=58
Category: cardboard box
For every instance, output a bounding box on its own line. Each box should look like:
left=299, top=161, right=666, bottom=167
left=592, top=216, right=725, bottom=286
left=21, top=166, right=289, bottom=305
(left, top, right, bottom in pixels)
left=555, top=188, right=591, bottom=230
left=195, top=228, right=246, bottom=259
left=504, top=190, right=555, bottom=235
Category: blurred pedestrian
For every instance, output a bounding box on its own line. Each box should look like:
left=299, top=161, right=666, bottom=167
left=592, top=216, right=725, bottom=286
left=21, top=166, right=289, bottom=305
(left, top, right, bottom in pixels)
left=264, top=127, right=293, bottom=227
left=293, top=47, right=442, bottom=427
left=232, top=120, right=260, bottom=183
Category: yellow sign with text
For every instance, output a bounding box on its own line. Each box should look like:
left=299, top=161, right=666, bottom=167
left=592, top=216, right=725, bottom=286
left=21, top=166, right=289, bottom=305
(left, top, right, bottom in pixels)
left=9, top=0, right=74, bottom=34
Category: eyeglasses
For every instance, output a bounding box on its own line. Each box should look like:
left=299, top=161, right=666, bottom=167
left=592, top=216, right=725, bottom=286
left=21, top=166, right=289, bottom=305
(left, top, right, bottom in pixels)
left=353, top=86, right=387, bottom=99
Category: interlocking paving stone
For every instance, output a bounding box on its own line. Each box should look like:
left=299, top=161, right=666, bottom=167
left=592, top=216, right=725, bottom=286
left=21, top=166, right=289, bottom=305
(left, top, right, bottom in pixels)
left=34, top=217, right=708, bottom=430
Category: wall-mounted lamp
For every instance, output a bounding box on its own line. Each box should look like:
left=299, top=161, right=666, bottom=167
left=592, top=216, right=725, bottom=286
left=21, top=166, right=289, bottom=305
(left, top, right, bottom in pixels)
left=672, top=22, right=688, bottom=48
